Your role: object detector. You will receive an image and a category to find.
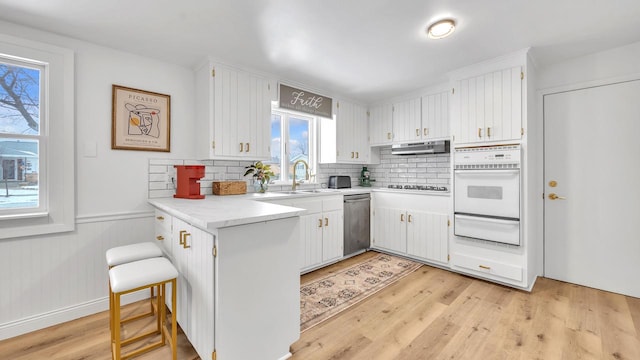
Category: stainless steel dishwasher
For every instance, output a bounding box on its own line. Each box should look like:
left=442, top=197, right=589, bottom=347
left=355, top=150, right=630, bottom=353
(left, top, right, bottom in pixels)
left=343, top=193, right=371, bottom=256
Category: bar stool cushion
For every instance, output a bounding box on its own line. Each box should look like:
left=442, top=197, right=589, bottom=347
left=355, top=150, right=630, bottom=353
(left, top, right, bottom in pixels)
left=109, top=257, right=178, bottom=293
left=106, top=242, right=163, bottom=267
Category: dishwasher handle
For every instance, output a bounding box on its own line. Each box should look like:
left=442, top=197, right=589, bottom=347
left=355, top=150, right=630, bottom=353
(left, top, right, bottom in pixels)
left=344, top=195, right=371, bottom=203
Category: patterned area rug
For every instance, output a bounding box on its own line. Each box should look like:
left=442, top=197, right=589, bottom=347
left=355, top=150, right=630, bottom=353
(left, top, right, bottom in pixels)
left=300, top=253, right=423, bottom=331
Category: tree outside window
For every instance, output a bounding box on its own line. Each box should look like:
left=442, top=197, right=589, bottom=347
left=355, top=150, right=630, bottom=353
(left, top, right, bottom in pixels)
left=0, top=60, right=41, bottom=210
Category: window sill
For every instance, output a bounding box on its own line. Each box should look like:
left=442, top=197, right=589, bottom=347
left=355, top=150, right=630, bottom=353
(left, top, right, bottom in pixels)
left=0, top=211, right=48, bottom=221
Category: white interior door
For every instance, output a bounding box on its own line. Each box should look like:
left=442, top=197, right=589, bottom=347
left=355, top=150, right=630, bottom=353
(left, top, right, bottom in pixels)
left=544, top=79, right=640, bottom=297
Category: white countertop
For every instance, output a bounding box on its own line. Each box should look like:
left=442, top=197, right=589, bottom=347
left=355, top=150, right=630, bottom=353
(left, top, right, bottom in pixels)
left=149, top=185, right=448, bottom=231
left=149, top=196, right=307, bottom=231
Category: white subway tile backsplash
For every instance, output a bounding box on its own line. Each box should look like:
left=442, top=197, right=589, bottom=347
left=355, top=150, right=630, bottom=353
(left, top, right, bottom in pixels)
left=148, top=145, right=451, bottom=198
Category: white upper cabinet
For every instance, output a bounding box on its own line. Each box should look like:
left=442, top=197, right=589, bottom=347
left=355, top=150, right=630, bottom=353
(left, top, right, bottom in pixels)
left=195, top=62, right=275, bottom=160
left=392, top=97, right=422, bottom=143
left=368, top=103, right=393, bottom=146
left=451, top=66, right=522, bottom=144
left=421, top=91, right=450, bottom=140
left=336, top=100, right=369, bottom=163
left=320, top=98, right=370, bottom=164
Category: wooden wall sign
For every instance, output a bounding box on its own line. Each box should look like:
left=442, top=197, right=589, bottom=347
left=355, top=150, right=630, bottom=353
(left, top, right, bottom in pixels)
left=279, top=84, right=332, bottom=118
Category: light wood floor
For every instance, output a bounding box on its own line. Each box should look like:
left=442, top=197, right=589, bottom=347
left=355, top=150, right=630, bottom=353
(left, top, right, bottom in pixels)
left=2, top=251, right=639, bottom=359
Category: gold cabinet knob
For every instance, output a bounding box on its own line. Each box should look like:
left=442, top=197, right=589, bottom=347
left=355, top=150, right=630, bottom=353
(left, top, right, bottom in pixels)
left=156, top=235, right=164, bottom=241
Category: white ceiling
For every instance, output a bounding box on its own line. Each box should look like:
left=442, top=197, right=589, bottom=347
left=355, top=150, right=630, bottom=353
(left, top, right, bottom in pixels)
left=1, top=0, right=640, bottom=103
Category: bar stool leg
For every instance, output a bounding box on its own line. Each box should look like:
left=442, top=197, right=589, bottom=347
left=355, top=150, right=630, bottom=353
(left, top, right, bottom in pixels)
left=171, top=279, right=177, bottom=360
left=113, top=293, right=121, bottom=360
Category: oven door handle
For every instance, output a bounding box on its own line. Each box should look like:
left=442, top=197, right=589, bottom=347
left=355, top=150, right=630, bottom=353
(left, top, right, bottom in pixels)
left=455, top=214, right=519, bottom=224
left=454, top=169, right=520, bottom=175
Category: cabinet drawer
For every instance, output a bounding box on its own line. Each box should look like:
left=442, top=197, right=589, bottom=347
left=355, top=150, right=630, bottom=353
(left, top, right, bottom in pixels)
left=155, top=210, right=171, bottom=231
left=452, top=252, right=522, bottom=283
left=290, top=198, right=323, bottom=214
left=322, top=196, right=343, bottom=212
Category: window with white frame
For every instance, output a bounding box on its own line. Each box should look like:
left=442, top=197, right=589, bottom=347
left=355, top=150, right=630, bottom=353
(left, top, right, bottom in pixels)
left=0, top=34, right=74, bottom=239
left=266, top=110, right=316, bottom=184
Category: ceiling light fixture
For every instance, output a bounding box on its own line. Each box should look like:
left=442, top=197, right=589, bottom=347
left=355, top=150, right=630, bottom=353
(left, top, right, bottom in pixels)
left=427, top=19, right=456, bottom=39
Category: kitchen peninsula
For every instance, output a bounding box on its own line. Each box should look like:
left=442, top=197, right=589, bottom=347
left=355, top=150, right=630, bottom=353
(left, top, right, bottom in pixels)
left=148, top=196, right=305, bottom=360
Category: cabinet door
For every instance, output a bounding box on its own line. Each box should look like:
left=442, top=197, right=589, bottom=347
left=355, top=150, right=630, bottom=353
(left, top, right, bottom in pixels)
left=184, top=227, right=215, bottom=356
left=154, top=210, right=172, bottom=258
left=406, top=211, right=449, bottom=264
left=299, top=214, right=323, bottom=271
left=335, top=100, right=355, bottom=162
left=171, top=217, right=191, bottom=333
left=393, top=97, right=422, bottom=142
left=210, top=65, right=272, bottom=159
left=353, top=103, right=369, bottom=163
left=244, top=75, right=273, bottom=159
left=321, top=210, right=344, bottom=262
left=372, top=207, right=406, bottom=253
left=368, top=103, right=393, bottom=145
left=452, top=66, right=522, bottom=144
left=421, top=91, right=449, bottom=140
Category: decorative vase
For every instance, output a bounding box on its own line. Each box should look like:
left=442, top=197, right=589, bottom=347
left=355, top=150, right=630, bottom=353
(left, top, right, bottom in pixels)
left=254, top=180, right=268, bottom=193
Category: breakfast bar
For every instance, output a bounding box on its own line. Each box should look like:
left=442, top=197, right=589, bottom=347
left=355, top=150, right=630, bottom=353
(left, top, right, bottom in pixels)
left=148, top=196, right=305, bottom=360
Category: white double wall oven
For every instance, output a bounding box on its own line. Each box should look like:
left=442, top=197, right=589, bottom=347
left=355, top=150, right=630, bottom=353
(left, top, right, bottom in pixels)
left=453, top=145, right=522, bottom=246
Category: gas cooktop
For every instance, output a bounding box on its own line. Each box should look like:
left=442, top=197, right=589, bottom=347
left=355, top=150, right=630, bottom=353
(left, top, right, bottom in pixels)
left=387, top=184, right=449, bottom=192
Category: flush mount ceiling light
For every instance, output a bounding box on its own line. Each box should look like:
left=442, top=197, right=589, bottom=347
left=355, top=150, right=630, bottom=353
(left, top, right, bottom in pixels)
left=427, top=19, right=456, bottom=39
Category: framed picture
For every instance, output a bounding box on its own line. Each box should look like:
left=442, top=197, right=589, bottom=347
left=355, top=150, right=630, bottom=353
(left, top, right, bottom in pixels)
left=111, top=85, right=171, bottom=152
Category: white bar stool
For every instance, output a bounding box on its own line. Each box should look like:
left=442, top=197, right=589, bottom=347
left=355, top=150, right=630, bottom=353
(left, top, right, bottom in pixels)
left=109, top=257, right=178, bottom=360
left=106, top=242, right=164, bottom=340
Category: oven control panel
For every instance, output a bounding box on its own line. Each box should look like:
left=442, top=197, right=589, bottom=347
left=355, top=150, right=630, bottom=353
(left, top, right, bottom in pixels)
left=454, top=145, right=521, bottom=168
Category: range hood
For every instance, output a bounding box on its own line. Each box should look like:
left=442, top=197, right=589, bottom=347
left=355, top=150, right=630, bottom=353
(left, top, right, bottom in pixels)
left=391, top=140, right=450, bottom=155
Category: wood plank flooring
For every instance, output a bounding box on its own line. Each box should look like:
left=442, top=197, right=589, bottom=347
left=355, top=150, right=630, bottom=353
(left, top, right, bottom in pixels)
left=1, top=251, right=639, bottom=359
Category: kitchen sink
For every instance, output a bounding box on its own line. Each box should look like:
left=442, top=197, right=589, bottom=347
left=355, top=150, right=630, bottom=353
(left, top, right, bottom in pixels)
left=299, top=189, right=339, bottom=193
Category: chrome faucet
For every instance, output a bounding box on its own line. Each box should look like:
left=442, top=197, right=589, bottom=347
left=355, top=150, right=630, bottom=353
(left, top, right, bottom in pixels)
left=291, top=159, right=310, bottom=191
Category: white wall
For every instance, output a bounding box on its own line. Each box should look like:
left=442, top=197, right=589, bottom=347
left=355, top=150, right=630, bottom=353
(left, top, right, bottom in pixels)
left=0, top=20, right=197, bottom=339
left=538, top=40, right=640, bottom=89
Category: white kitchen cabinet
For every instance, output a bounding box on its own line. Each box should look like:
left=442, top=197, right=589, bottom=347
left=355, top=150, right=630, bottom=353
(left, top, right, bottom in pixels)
left=406, top=210, right=449, bottom=264
left=265, top=195, right=344, bottom=272
left=195, top=62, right=275, bottom=160
left=154, top=210, right=172, bottom=258
left=335, top=100, right=370, bottom=163
left=371, top=192, right=450, bottom=265
left=152, top=206, right=299, bottom=360
left=171, top=217, right=215, bottom=345
left=392, top=97, right=422, bottom=143
left=320, top=99, right=370, bottom=164
left=368, top=103, right=394, bottom=146
left=421, top=90, right=450, bottom=140
left=451, top=66, right=522, bottom=144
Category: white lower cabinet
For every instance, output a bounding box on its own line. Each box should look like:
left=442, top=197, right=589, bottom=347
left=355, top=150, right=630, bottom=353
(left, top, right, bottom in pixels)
left=170, top=216, right=215, bottom=355
left=371, top=192, right=450, bottom=265
left=265, top=195, right=344, bottom=273
left=153, top=209, right=299, bottom=360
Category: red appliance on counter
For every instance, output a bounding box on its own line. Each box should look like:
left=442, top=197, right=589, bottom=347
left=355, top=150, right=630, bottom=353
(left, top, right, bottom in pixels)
left=174, top=165, right=205, bottom=199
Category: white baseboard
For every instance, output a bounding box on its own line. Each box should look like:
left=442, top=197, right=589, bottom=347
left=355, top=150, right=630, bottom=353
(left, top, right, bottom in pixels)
left=0, top=291, right=149, bottom=341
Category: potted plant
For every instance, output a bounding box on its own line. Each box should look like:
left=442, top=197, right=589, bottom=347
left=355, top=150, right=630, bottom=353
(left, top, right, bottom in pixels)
left=244, top=161, right=275, bottom=193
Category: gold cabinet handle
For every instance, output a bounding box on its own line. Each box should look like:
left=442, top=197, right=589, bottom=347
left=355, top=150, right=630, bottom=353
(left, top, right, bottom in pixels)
left=424, top=128, right=428, bottom=136
left=245, top=143, right=250, bottom=152
left=548, top=193, right=567, bottom=200
left=156, top=216, right=164, bottom=221
left=179, top=230, right=187, bottom=245
left=239, top=142, right=244, bottom=152
left=487, top=127, right=491, bottom=138
left=387, top=132, right=392, bottom=140
left=351, top=151, right=355, bottom=158
left=479, top=265, right=491, bottom=270
left=356, top=152, right=359, bottom=159
left=415, top=129, right=420, bottom=136
left=400, top=214, right=404, bottom=222
left=156, top=235, right=164, bottom=241
left=183, top=233, right=191, bottom=249
left=408, top=214, right=412, bottom=223
left=318, top=219, right=323, bottom=228
left=325, top=217, right=329, bottom=226
left=478, top=128, right=482, bottom=138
